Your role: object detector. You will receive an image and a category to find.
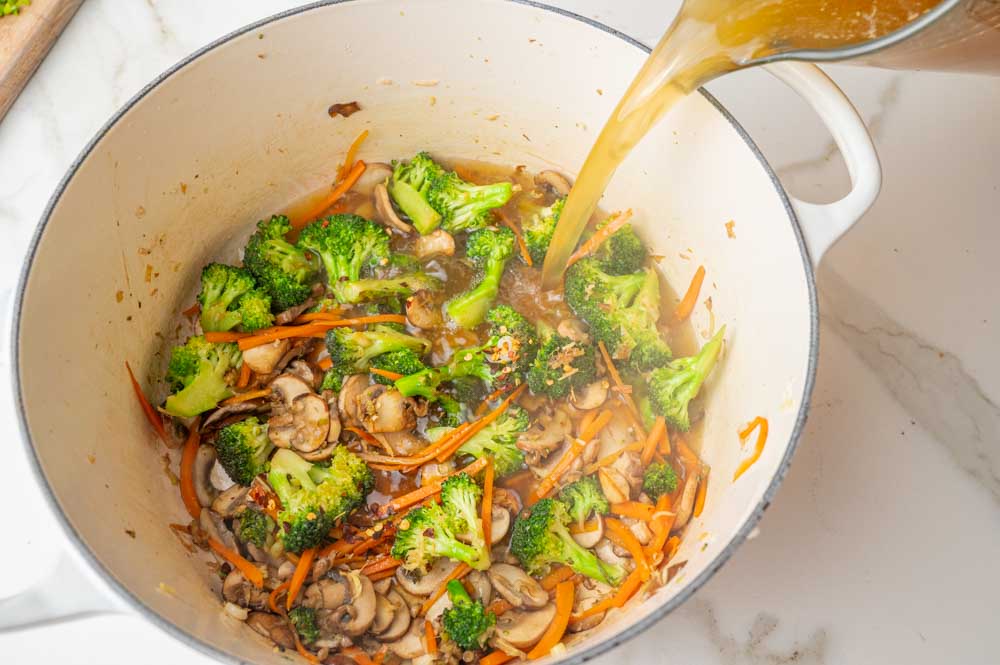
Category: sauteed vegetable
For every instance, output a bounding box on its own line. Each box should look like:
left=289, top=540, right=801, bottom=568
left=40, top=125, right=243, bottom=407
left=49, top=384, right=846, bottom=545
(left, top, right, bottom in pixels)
left=143, top=140, right=724, bottom=664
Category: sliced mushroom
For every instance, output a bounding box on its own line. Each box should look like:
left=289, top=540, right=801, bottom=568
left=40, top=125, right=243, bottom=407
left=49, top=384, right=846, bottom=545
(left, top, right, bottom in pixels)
left=413, top=229, right=455, bottom=259
left=570, top=381, right=608, bottom=411
left=627, top=517, right=653, bottom=546
left=303, top=577, right=351, bottom=609
left=568, top=581, right=609, bottom=633
left=424, top=589, right=452, bottom=623
left=336, top=573, right=376, bottom=636
left=673, top=467, right=702, bottom=531
left=325, top=393, right=342, bottom=442
left=610, top=450, right=645, bottom=495
left=373, top=578, right=392, bottom=596
left=517, top=406, right=573, bottom=465
left=200, top=508, right=238, bottom=553
left=405, top=289, right=442, bottom=329
left=356, top=162, right=394, bottom=195
left=385, top=620, right=425, bottom=659
left=193, top=445, right=217, bottom=509
left=595, top=538, right=629, bottom=567
left=222, top=570, right=268, bottom=610
left=598, top=467, right=631, bottom=504
left=372, top=594, right=396, bottom=634
left=202, top=401, right=263, bottom=430
left=211, top=484, right=249, bottom=518
left=338, top=375, right=369, bottom=428
left=242, top=339, right=292, bottom=374
left=572, top=514, right=604, bottom=549
left=246, top=612, right=296, bottom=649
left=535, top=170, right=571, bottom=196
left=274, top=298, right=317, bottom=326
left=396, top=557, right=458, bottom=595
left=557, top=319, right=590, bottom=344
left=488, top=563, right=548, bottom=609
left=358, top=385, right=417, bottom=433
left=288, top=360, right=319, bottom=390
left=494, top=603, right=557, bottom=650
left=300, top=440, right=338, bottom=462
left=269, top=392, right=330, bottom=452
left=490, top=506, right=512, bottom=543
left=374, top=182, right=413, bottom=233
left=375, top=430, right=426, bottom=457
left=466, top=570, right=493, bottom=606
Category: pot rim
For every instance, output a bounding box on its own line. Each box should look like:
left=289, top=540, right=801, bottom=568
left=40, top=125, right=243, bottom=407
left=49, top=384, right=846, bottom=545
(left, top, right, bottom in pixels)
left=10, top=1, right=818, bottom=662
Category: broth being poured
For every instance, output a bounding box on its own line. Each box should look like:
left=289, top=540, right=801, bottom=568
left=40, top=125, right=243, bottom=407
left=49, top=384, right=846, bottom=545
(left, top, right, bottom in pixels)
left=541, top=0, right=943, bottom=287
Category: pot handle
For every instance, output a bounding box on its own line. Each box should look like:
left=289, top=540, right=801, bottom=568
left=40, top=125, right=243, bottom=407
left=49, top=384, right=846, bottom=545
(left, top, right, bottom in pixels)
left=0, top=553, right=125, bottom=632
left=762, top=61, right=881, bottom=266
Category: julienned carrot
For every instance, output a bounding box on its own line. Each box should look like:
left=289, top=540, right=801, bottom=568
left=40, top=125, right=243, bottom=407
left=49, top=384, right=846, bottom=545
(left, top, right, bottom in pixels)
left=659, top=425, right=672, bottom=456
left=342, top=646, right=375, bottom=665
left=293, top=311, right=343, bottom=324
left=566, top=209, right=633, bottom=268
left=479, top=651, right=515, bottom=665
left=204, top=331, right=250, bottom=343
left=663, top=535, right=681, bottom=564
left=734, top=416, right=768, bottom=481
left=571, top=567, right=642, bottom=622
left=475, top=384, right=511, bottom=416
left=605, top=518, right=650, bottom=581
left=338, top=129, right=370, bottom=182
left=434, top=385, right=526, bottom=464
left=420, top=563, right=471, bottom=615
left=424, top=620, right=438, bottom=655
left=528, top=409, right=613, bottom=504
left=540, top=566, right=575, bottom=590
left=693, top=466, right=709, bottom=518
left=294, top=632, right=319, bottom=664
left=597, top=341, right=644, bottom=431
left=237, top=315, right=405, bottom=350
left=286, top=547, right=317, bottom=610
left=582, top=441, right=644, bottom=475
left=181, top=302, right=200, bottom=318
left=644, top=496, right=676, bottom=559
left=370, top=367, right=403, bottom=381
left=569, top=519, right=600, bottom=535
left=673, top=265, right=705, bottom=322
left=317, top=357, right=333, bottom=371
left=482, top=459, right=495, bottom=548
left=236, top=362, right=252, bottom=388
left=345, top=426, right=382, bottom=447
left=268, top=581, right=290, bottom=614
left=380, top=456, right=490, bottom=517
left=293, top=160, right=368, bottom=229
left=526, top=580, right=575, bottom=659
left=372, top=646, right=388, bottom=665
left=358, top=422, right=473, bottom=468
left=610, top=501, right=656, bottom=522
left=640, top=416, right=666, bottom=466
left=208, top=538, right=263, bottom=588
left=360, top=556, right=402, bottom=577
left=368, top=568, right=399, bottom=581
left=179, top=418, right=203, bottom=519
left=125, top=361, right=171, bottom=446
left=220, top=388, right=271, bottom=406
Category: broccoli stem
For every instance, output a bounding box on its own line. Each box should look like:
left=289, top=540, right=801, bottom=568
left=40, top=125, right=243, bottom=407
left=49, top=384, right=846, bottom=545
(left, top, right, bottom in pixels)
left=389, top=180, right=442, bottom=234
left=446, top=269, right=503, bottom=329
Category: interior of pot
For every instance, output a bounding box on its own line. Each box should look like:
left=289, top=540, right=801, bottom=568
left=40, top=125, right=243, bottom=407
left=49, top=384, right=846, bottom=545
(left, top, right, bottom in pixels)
left=15, top=1, right=815, bottom=663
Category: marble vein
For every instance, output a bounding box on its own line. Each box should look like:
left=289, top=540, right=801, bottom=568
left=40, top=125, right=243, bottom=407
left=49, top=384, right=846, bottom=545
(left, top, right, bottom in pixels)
left=692, top=598, right=828, bottom=664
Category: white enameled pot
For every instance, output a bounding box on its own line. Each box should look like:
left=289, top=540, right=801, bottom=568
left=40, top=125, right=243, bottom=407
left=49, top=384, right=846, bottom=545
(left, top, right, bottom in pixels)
left=3, top=1, right=880, bottom=663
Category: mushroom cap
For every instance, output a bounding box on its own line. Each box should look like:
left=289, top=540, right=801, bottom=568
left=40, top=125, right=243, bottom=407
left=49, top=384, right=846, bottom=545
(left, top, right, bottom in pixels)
left=413, top=229, right=455, bottom=260
left=246, top=612, right=296, bottom=649
left=336, top=573, right=377, bottom=636
left=490, top=506, right=512, bottom=543
left=192, top=444, right=218, bottom=509
left=488, top=563, right=548, bottom=610
left=395, top=557, right=458, bottom=596
left=571, top=514, right=605, bottom=549
left=338, top=375, right=369, bottom=428
left=241, top=339, right=291, bottom=374
left=375, top=590, right=412, bottom=641
left=386, top=619, right=426, bottom=659
left=495, top=602, right=557, bottom=650
left=358, top=385, right=417, bottom=433
left=269, top=392, right=331, bottom=453
left=569, top=380, right=609, bottom=411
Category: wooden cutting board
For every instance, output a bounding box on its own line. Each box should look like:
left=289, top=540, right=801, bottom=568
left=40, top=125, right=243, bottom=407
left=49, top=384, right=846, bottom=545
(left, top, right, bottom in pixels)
left=0, top=0, right=83, bottom=121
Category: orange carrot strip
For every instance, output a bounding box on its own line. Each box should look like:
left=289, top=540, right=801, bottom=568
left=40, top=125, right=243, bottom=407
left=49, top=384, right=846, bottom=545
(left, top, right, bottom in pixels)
left=676, top=437, right=701, bottom=469
left=526, top=580, right=575, bottom=659
left=286, top=547, right=317, bottom=610
left=434, top=384, right=526, bottom=464
left=597, top=341, right=644, bottom=430
left=610, top=501, right=656, bottom=522
left=360, top=556, right=402, bottom=577
left=268, top=581, right=291, bottom=614
left=236, top=362, right=252, bottom=389
left=659, top=425, right=672, bottom=456
left=643, top=496, right=677, bottom=559
left=482, top=459, right=495, bottom=549
left=479, top=651, right=515, bottom=665
left=204, top=331, right=250, bottom=343
left=317, top=357, right=333, bottom=371
left=125, top=361, right=170, bottom=446
left=293, top=160, right=367, bottom=229
left=673, top=265, right=705, bottom=322
left=338, top=129, right=370, bottom=182
left=567, top=209, right=633, bottom=268
left=380, top=457, right=490, bottom=517
left=529, top=409, right=613, bottom=504
left=208, top=538, right=263, bottom=588
left=571, top=567, right=642, bottom=622
left=294, top=632, right=319, bottom=664
left=475, top=384, right=511, bottom=416
left=237, top=315, right=405, bottom=350
left=420, top=563, right=471, bottom=615
left=734, top=416, right=768, bottom=481
left=540, top=566, right=576, bottom=591
left=578, top=409, right=598, bottom=437
left=372, top=647, right=388, bottom=665
left=345, top=426, right=382, bottom=447
left=582, top=441, right=645, bottom=475
left=424, top=620, right=438, bottom=655
left=370, top=367, right=403, bottom=381
left=342, top=646, right=375, bottom=665
left=367, top=568, right=399, bottom=581
left=605, top=518, right=651, bottom=581
left=220, top=388, right=271, bottom=406
left=640, top=416, right=666, bottom=466
left=693, top=466, right=709, bottom=518
left=181, top=302, right=200, bottom=318
left=569, top=519, right=601, bottom=535
left=179, top=418, right=203, bottom=519
left=663, top=535, right=681, bottom=563
left=359, top=422, right=474, bottom=468
left=293, top=311, right=343, bottom=323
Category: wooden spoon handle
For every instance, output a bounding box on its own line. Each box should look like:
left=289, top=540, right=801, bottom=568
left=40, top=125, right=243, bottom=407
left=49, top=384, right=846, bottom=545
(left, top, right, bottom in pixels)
left=0, top=0, right=84, bottom=121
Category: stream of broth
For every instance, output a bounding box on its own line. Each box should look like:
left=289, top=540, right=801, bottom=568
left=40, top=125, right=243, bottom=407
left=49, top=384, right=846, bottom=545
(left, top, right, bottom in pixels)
left=541, top=0, right=943, bottom=288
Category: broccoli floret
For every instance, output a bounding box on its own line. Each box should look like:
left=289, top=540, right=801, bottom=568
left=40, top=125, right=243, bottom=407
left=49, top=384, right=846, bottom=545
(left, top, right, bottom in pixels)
left=243, top=215, right=319, bottom=311
left=237, top=508, right=274, bottom=549
left=564, top=258, right=672, bottom=370
left=486, top=305, right=539, bottom=386
left=442, top=579, right=496, bottom=650
left=558, top=477, right=609, bottom=529
left=370, top=349, right=427, bottom=385
left=297, top=215, right=391, bottom=303
left=592, top=219, right=647, bottom=275
left=391, top=503, right=485, bottom=573
left=336, top=271, right=443, bottom=304
left=197, top=263, right=273, bottom=332
left=647, top=326, right=725, bottom=431
left=456, top=405, right=529, bottom=477
left=519, top=197, right=565, bottom=265
left=164, top=336, right=242, bottom=417
left=446, top=227, right=517, bottom=328
left=288, top=606, right=320, bottom=645
left=642, top=462, right=679, bottom=502
left=510, top=498, right=624, bottom=585
left=388, top=152, right=446, bottom=235
left=435, top=395, right=465, bottom=427
left=320, top=368, right=343, bottom=393
left=326, top=324, right=430, bottom=377
left=440, top=473, right=490, bottom=569
left=427, top=168, right=513, bottom=235
left=215, top=416, right=274, bottom=485
left=394, top=336, right=519, bottom=403
left=527, top=330, right=597, bottom=399
left=267, top=447, right=373, bottom=553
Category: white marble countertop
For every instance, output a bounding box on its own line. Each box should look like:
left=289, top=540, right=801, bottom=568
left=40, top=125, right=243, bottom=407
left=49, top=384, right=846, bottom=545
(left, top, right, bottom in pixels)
left=1, top=1, right=998, bottom=663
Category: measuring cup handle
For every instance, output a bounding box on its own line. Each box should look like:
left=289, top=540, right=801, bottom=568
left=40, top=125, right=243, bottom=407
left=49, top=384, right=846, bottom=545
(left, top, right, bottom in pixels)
left=763, top=61, right=882, bottom=266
